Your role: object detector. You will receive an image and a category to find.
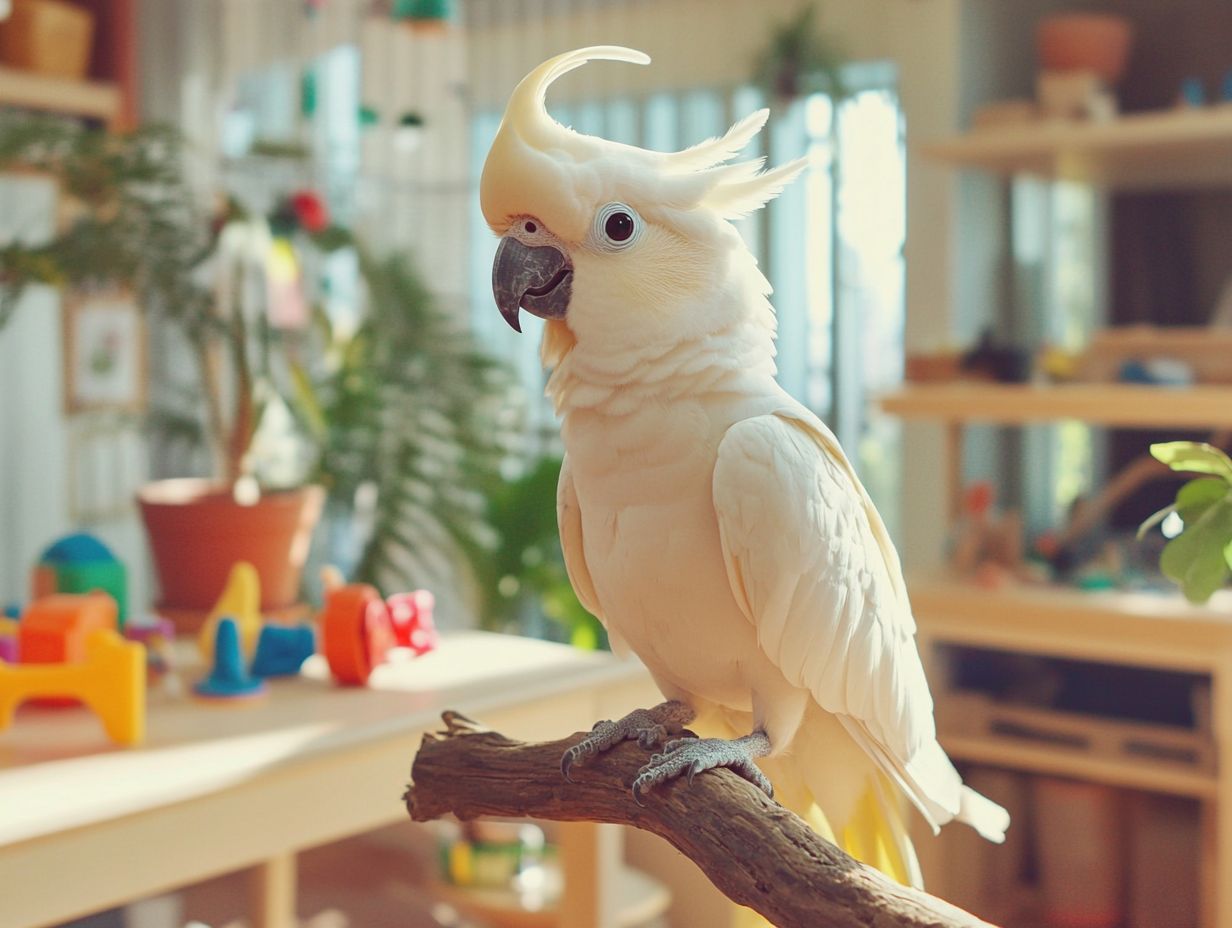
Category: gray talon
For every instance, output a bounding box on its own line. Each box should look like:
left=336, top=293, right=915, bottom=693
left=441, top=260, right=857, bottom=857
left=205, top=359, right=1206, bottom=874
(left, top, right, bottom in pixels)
left=559, top=702, right=697, bottom=785
left=627, top=733, right=773, bottom=800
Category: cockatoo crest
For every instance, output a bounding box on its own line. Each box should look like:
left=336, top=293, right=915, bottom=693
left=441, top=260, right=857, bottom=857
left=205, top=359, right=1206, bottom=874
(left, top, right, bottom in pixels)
left=480, top=46, right=806, bottom=242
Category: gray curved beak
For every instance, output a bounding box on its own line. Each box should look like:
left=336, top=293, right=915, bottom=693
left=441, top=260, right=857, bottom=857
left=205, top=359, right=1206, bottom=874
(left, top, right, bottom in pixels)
left=492, top=236, right=573, bottom=333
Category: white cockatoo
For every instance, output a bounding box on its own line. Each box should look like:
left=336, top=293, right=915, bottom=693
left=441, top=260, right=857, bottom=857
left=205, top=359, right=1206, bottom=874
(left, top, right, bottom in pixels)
left=481, top=46, right=1009, bottom=888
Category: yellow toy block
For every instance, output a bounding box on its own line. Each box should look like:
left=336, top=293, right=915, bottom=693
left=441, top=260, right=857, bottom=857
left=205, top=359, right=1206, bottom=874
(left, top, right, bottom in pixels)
left=197, top=561, right=263, bottom=661
left=0, top=629, right=146, bottom=745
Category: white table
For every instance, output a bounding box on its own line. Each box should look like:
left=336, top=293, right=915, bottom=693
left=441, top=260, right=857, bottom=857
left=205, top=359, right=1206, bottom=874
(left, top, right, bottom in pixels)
left=0, top=632, right=662, bottom=928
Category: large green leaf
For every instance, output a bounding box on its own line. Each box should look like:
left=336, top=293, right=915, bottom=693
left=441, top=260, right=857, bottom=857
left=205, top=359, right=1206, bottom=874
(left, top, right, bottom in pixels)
left=1160, top=498, right=1232, bottom=603
left=1176, top=477, right=1232, bottom=523
left=1137, top=478, right=1230, bottom=540
left=1150, top=442, right=1232, bottom=483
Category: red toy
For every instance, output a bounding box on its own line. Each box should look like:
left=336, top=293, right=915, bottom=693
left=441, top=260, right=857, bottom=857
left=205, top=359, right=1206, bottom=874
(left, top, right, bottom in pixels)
left=387, top=589, right=437, bottom=655
left=319, top=583, right=437, bottom=686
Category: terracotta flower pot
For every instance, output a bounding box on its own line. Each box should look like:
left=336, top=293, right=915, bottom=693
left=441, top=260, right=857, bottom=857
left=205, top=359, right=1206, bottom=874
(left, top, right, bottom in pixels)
left=137, top=479, right=325, bottom=631
left=1037, top=13, right=1134, bottom=85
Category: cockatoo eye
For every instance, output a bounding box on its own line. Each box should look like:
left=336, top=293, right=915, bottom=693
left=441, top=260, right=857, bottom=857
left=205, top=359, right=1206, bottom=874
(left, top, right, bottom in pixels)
left=593, top=202, right=641, bottom=251
left=605, top=212, right=633, bottom=241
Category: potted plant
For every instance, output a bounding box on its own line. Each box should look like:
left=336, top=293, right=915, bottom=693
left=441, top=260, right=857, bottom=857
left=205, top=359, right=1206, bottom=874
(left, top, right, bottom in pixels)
left=133, top=192, right=343, bottom=625
left=0, top=114, right=518, bottom=628
left=1140, top=442, right=1232, bottom=603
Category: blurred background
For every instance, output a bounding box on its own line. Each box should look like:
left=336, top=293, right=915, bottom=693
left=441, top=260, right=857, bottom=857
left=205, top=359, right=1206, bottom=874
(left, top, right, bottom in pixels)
left=2, top=1, right=1232, bottom=927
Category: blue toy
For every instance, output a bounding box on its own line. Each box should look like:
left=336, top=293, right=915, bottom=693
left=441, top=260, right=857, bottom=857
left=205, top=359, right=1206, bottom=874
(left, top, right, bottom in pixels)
left=250, top=624, right=316, bottom=678
left=194, top=618, right=267, bottom=700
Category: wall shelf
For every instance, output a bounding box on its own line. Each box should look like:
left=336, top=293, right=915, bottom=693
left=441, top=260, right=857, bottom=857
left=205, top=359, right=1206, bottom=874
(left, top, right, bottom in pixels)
left=0, top=66, right=122, bottom=128
left=909, top=574, right=1232, bottom=673
left=939, top=731, right=1217, bottom=799
left=880, top=382, right=1232, bottom=429
left=918, top=107, right=1232, bottom=190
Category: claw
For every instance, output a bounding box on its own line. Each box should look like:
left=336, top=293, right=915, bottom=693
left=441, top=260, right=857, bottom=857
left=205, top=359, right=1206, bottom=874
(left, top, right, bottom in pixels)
left=626, top=733, right=773, bottom=800
left=637, top=725, right=665, bottom=749
left=559, top=703, right=697, bottom=786
left=632, top=776, right=648, bottom=806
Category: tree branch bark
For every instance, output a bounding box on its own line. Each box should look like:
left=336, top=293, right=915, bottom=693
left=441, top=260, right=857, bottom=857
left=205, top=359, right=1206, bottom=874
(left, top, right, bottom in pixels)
left=405, top=711, right=998, bottom=928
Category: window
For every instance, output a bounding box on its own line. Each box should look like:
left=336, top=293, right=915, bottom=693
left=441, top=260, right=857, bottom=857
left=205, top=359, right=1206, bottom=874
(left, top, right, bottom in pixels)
left=468, top=74, right=907, bottom=525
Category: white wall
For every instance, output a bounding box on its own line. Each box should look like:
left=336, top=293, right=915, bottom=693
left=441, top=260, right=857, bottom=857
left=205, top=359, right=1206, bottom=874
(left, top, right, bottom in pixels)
left=0, top=177, right=150, bottom=612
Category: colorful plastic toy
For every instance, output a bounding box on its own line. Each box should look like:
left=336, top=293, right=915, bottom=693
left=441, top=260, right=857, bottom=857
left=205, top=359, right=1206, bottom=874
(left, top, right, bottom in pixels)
left=124, top=615, right=177, bottom=678
left=20, top=593, right=118, bottom=663
left=387, top=589, right=438, bottom=655
left=0, top=622, right=145, bottom=745
left=31, top=533, right=128, bottom=627
left=320, top=583, right=397, bottom=686
left=197, top=562, right=264, bottom=661
left=251, top=624, right=316, bottom=678
left=195, top=618, right=267, bottom=701
left=318, top=579, right=438, bottom=686
left=0, top=619, right=18, bottom=663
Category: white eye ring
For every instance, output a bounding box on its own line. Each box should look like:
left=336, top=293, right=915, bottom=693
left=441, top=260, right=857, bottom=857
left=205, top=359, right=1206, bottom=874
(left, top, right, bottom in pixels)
left=592, top=202, right=642, bottom=252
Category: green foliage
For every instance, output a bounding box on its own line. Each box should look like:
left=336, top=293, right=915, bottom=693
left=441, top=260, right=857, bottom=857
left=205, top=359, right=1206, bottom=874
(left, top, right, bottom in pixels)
left=1141, top=442, right=1232, bottom=603
left=752, top=4, right=847, bottom=103
left=1149, top=441, right=1232, bottom=482
left=0, top=114, right=208, bottom=333
left=0, top=114, right=529, bottom=605
left=289, top=249, right=524, bottom=598
left=459, top=455, right=605, bottom=649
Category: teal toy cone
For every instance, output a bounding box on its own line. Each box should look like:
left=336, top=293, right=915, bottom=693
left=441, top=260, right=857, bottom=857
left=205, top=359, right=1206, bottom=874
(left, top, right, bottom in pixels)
left=195, top=617, right=267, bottom=700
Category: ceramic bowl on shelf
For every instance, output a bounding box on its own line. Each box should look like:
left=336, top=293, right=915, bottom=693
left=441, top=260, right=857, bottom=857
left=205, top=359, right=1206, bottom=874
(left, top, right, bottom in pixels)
left=1036, top=13, right=1135, bottom=85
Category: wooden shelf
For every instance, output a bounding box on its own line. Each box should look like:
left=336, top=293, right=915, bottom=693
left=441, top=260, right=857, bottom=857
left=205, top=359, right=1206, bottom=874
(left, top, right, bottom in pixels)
left=879, top=382, right=1232, bottom=429
left=914, top=577, right=1226, bottom=798
left=0, top=66, right=122, bottom=127
left=918, top=107, right=1232, bottom=190
left=940, top=731, right=1217, bottom=799
left=909, top=573, right=1232, bottom=672
left=432, top=865, right=671, bottom=928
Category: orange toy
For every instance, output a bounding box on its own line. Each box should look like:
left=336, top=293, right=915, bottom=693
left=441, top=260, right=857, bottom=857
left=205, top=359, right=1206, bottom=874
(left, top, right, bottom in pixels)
left=320, top=583, right=395, bottom=686
left=0, top=628, right=146, bottom=745
left=20, top=592, right=117, bottom=663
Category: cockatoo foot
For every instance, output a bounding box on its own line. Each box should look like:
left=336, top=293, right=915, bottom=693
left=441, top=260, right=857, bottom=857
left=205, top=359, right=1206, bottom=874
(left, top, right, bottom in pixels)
left=631, top=731, right=773, bottom=804
left=561, top=700, right=695, bottom=781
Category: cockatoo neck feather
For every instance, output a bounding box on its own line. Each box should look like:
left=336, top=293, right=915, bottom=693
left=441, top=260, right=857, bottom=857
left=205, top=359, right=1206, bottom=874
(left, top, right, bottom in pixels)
left=546, top=245, right=778, bottom=417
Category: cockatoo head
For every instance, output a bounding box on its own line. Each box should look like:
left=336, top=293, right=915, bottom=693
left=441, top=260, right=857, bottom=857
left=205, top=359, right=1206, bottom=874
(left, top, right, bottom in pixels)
left=482, top=47, right=804, bottom=352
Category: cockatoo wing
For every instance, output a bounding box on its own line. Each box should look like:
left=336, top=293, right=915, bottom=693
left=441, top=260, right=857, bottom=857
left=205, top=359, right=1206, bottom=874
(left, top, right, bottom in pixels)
left=558, top=455, right=630, bottom=655
left=558, top=455, right=603, bottom=619
left=713, top=409, right=1006, bottom=840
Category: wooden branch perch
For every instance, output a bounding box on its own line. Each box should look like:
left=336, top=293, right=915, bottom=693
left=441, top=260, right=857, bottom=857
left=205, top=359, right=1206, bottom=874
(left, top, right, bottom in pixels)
left=405, top=711, right=998, bottom=928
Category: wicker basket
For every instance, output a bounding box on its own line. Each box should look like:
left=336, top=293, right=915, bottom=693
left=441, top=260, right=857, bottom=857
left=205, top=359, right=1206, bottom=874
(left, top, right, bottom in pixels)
left=0, top=0, right=95, bottom=80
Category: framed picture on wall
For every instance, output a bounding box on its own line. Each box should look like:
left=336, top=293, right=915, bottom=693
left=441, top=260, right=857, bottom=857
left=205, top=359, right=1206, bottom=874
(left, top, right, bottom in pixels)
left=62, top=288, right=147, bottom=414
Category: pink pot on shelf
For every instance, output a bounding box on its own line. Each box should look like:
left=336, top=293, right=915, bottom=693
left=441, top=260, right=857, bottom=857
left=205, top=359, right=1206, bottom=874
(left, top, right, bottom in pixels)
left=1036, top=13, right=1134, bottom=84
